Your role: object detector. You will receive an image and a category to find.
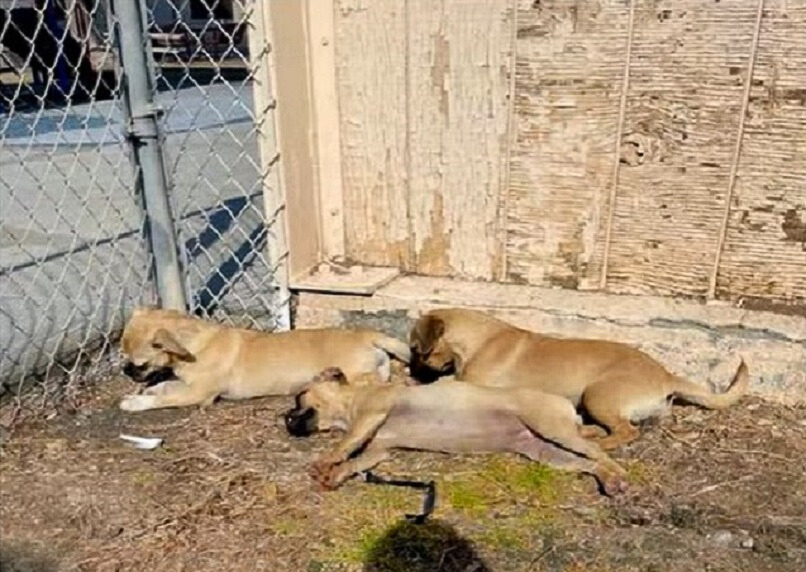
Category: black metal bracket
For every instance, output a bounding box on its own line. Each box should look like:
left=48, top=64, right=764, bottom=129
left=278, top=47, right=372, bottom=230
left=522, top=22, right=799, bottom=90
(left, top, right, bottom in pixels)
left=363, top=471, right=437, bottom=525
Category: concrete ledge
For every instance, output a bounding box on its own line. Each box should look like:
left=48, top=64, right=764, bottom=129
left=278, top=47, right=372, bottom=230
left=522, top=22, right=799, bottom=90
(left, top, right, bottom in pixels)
left=295, top=275, right=806, bottom=404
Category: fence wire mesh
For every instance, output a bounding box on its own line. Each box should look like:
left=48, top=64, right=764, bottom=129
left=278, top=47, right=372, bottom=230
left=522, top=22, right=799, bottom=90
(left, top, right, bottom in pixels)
left=143, top=0, right=288, bottom=331
left=0, top=0, right=289, bottom=412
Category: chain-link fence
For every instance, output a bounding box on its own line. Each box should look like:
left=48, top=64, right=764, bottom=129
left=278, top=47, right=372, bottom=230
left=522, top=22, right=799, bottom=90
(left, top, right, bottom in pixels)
left=0, top=0, right=289, bottom=409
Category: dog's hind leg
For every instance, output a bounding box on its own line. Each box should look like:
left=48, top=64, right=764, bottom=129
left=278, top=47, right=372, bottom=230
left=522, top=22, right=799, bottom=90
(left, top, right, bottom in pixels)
left=590, top=421, right=639, bottom=451
left=578, top=425, right=608, bottom=439
left=512, top=437, right=627, bottom=496
left=580, top=382, right=642, bottom=450
left=513, top=404, right=626, bottom=479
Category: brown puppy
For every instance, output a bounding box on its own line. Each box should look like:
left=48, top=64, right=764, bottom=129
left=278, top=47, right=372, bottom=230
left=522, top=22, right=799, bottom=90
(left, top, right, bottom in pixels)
left=284, top=368, right=627, bottom=495
left=410, top=309, right=749, bottom=449
left=118, top=307, right=410, bottom=412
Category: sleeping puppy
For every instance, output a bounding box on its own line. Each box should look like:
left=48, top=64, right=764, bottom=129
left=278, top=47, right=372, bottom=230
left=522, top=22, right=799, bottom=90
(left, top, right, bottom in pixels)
left=118, top=307, right=410, bottom=412
left=284, top=368, right=627, bottom=496
left=410, top=309, right=749, bottom=450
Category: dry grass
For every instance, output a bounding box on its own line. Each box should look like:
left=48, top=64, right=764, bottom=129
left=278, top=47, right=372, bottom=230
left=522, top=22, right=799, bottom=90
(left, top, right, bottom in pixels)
left=1, top=367, right=805, bottom=571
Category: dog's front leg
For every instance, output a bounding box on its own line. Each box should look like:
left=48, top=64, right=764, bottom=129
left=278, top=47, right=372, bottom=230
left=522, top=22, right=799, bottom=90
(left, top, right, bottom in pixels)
left=119, top=382, right=217, bottom=412
left=325, top=412, right=388, bottom=464
left=319, top=446, right=391, bottom=490
left=142, top=380, right=185, bottom=396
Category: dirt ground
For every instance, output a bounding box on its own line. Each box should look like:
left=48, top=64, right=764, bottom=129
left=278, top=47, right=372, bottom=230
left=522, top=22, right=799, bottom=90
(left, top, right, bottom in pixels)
left=1, top=366, right=805, bottom=572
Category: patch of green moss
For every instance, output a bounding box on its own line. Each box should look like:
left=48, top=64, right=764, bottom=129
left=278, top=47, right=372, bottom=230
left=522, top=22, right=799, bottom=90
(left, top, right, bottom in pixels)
left=482, top=456, right=571, bottom=507
left=318, top=455, right=582, bottom=566
left=624, top=459, right=656, bottom=485
left=131, top=470, right=155, bottom=487
left=444, top=479, right=490, bottom=514
left=477, top=525, right=526, bottom=551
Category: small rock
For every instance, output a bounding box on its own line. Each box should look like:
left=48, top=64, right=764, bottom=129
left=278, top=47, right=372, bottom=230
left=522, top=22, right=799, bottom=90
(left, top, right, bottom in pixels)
left=45, top=438, right=68, bottom=454
left=709, top=530, right=734, bottom=546
left=571, top=506, right=597, bottom=518
left=746, top=403, right=761, bottom=411
left=757, top=419, right=773, bottom=426
left=741, top=537, right=755, bottom=549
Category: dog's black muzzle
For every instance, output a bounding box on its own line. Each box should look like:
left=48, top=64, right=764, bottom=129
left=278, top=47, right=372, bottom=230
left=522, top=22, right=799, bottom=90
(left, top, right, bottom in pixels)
left=122, top=362, right=174, bottom=386
left=284, top=406, right=318, bottom=437
left=409, top=352, right=448, bottom=384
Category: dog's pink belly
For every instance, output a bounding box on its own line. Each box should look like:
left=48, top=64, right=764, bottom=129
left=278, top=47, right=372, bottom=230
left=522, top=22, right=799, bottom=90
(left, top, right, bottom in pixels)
left=376, top=409, right=529, bottom=454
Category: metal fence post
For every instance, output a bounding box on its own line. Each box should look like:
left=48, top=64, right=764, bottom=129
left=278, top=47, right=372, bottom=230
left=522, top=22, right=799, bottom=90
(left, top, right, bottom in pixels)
left=247, top=1, right=291, bottom=330
left=111, top=0, right=187, bottom=311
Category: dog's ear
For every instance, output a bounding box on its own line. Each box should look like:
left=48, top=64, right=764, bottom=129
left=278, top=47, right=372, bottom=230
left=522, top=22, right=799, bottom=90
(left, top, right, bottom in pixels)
left=313, top=367, right=348, bottom=385
left=151, top=328, right=194, bottom=362
left=410, top=315, right=445, bottom=355
left=295, top=368, right=347, bottom=397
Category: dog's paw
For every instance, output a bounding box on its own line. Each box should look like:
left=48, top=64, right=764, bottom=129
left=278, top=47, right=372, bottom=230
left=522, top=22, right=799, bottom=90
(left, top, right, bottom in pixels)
left=119, top=394, right=157, bottom=412
left=310, top=464, right=335, bottom=490
left=309, top=459, right=333, bottom=481
left=601, top=472, right=630, bottom=497
left=321, top=466, right=347, bottom=490
left=578, top=424, right=607, bottom=439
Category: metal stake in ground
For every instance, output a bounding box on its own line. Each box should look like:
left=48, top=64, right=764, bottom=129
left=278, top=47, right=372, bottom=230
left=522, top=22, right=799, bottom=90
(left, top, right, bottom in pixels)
left=363, top=471, right=437, bottom=524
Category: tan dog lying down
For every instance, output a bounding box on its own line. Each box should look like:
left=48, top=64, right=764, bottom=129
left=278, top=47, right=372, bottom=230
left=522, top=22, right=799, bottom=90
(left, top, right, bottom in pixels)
left=410, top=309, right=749, bottom=450
left=118, top=307, right=410, bottom=412
left=284, top=368, right=628, bottom=496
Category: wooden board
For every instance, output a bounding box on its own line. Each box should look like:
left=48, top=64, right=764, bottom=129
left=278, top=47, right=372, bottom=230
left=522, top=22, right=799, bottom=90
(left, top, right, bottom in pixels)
left=268, top=1, right=321, bottom=278
left=504, top=0, right=631, bottom=289
left=604, top=0, right=760, bottom=298
left=307, top=0, right=346, bottom=261
left=290, top=262, right=400, bottom=295
left=325, top=0, right=803, bottom=306
left=717, top=1, right=806, bottom=303
left=406, top=0, right=512, bottom=279
left=335, top=0, right=412, bottom=268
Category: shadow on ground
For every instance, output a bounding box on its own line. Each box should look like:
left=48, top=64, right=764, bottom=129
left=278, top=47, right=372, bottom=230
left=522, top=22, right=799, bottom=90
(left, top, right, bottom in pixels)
left=363, top=519, right=489, bottom=572
left=0, top=542, right=59, bottom=572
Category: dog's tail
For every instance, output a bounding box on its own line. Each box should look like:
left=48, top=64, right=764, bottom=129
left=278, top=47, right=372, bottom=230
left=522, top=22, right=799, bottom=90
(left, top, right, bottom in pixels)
left=370, top=334, right=411, bottom=363
left=668, top=359, right=749, bottom=409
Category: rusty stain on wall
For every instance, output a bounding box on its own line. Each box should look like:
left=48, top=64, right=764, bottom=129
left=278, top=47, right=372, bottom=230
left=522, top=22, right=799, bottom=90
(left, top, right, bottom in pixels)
left=430, top=31, right=451, bottom=121
left=406, top=0, right=511, bottom=280
left=416, top=192, right=452, bottom=272
left=505, top=0, right=625, bottom=290
left=717, top=3, right=806, bottom=302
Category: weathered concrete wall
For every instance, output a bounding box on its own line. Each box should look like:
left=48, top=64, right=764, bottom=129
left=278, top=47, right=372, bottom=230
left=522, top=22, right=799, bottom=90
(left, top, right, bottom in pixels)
left=295, top=276, right=806, bottom=403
